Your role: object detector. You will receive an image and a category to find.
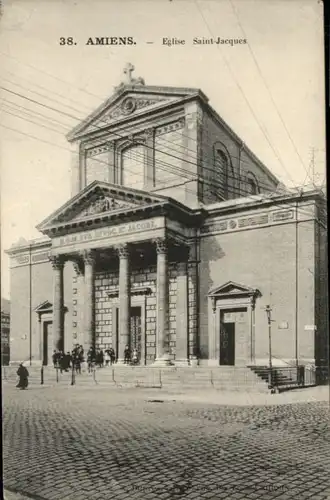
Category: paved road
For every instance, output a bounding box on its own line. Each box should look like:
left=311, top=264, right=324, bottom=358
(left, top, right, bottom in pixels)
left=3, top=385, right=330, bottom=500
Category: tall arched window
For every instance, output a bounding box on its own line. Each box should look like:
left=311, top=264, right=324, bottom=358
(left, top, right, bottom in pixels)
left=214, top=149, right=229, bottom=199
left=121, top=144, right=145, bottom=190
left=246, top=173, right=260, bottom=195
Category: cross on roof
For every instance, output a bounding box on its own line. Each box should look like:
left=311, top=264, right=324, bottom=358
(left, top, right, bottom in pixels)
left=123, top=62, right=135, bottom=84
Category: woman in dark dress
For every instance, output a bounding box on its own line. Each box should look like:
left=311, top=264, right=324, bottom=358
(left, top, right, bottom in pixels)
left=16, top=363, right=29, bottom=390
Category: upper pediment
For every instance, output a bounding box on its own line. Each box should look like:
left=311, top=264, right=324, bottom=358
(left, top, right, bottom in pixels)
left=67, top=84, right=206, bottom=141
left=36, top=181, right=170, bottom=234
left=208, top=281, right=260, bottom=298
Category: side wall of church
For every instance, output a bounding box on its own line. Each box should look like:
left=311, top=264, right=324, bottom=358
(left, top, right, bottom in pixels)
left=199, top=203, right=317, bottom=365
left=9, top=252, right=74, bottom=363
left=201, top=109, right=278, bottom=203
left=201, top=110, right=240, bottom=203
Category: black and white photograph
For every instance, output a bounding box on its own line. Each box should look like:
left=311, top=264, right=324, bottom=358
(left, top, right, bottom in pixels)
left=1, top=0, right=329, bottom=499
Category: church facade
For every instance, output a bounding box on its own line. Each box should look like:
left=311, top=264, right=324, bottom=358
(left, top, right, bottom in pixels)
left=7, top=66, right=328, bottom=369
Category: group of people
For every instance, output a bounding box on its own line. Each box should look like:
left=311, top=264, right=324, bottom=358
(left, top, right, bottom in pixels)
left=52, top=345, right=118, bottom=374
left=86, top=347, right=115, bottom=372
left=15, top=344, right=140, bottom=390
left=124, top=345, right=139, bottom=365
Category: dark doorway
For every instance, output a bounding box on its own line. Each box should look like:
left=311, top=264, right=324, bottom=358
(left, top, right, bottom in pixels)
left=115, top=307, right=143, bottom=363
left=43, top=321, right=53, bottom=366
left=220, top=321, right=235, bottom=365
left=131, top=306, right=142, bottom=363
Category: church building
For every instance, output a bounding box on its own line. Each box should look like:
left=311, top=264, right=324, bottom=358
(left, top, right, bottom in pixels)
left=7, top=64, right=328, bottom=371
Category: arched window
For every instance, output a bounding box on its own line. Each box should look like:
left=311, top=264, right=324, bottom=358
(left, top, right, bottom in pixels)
left=246, top=173, right=259, bottom=195
left=121, top=144, right=145, bottom=190
left=214, top=149, right=229, bottom=199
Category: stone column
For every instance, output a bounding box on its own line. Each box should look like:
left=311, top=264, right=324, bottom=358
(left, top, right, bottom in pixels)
left=72, top=259, right=84, bottom=347
left=175, top=254, right=189, bottom=366
left=153, top=238, right=171, bottom=366
left=82, top=250, right=96, bottom=351
left=117, top=244, right=131, bottom=363
left=50, top=255, right=65, bottom=351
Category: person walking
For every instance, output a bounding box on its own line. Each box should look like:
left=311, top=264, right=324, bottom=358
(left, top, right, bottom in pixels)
left=87, top=347, right=94, bottom=374
left=109, top=347, right=116, bottom=365
left=104, top=349, right=111, bottom=367
left=52, top=350, right=57, bottom=368
left=99, top=349, right=104, bottom=368
left=132, top=348, right=138, bottom=365
left=16, top=363, right=29, bottom=390
left=124, top=345, right=130, bottom=365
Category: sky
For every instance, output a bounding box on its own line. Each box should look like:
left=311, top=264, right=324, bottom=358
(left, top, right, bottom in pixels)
left=0, top=0, right=326, bottom=299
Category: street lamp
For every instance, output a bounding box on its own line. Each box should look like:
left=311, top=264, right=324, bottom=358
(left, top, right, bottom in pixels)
left=265, top=305, right=273, bottom=389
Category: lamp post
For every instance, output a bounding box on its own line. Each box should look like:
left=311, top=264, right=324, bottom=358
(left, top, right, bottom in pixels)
left=265, top=305, right=273, bottom=389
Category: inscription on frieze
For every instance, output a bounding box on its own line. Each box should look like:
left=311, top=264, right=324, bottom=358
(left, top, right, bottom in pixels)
left=201, top=221, right=228, bottom=234
left=32, top=252, right=50, bottom=263
left=53, top=218, right=163, bottom=248
left=237, top=214, right=269, bottom=228
left=272, top=210, right=294, bottom=222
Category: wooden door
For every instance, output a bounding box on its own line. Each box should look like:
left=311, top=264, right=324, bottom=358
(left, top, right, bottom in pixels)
left=220, top=321, right=235, bottom=365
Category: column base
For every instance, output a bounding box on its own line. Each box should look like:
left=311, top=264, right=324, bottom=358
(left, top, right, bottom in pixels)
left=152, top=353, right=172, bottom=367
left=175, top=359, right=190, bottom=367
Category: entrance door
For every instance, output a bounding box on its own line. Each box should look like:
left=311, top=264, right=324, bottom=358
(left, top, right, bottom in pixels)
left=43, top=321, right=53, bottom=366
left=220, top=322, right=235, bottom=365
left=130, top=307, right=142, bottom=363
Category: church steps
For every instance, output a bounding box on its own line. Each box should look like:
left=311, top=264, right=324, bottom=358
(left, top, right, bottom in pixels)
left=2, top=366, right=270, bottom=392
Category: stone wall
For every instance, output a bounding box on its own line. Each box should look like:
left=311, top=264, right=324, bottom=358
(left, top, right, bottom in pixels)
left=92, top=261, right=196, bottom=363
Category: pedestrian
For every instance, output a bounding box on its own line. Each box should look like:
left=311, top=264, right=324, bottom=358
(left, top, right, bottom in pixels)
left=99, top=349, right=104, bottom=368
left=87, top=347, right=94, bottom=374
left=65, top=351, right=72, bottom=371
left=104, top=349, right=111, bottom=367
left=16, top=363, right=29, bottom=390
left=124, top=345, right=130, bottom=365
left=52, top=350, right=57, bottom=368
left=58, top=350, right=64, bottom=373
left=132, top=348, right=138, bottom=365
left=110, top=347, right=116, bottom=365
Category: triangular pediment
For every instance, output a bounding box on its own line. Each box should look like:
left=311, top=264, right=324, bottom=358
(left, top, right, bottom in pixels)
left=34, top=300, right=52, bottom=313
left=209, top=281, right=260, bottom=298
left=37, top=181, right=170, bottom=233
left=67, top=85, right=205, bottom=141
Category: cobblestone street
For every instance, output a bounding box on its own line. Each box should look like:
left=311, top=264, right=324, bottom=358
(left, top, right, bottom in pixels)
left=3, top=385, right=330, bottom=500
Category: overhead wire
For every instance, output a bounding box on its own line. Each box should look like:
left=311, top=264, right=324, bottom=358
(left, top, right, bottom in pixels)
left=1, top=113, right=323, bottom=226
left=228, top=0, right=317, bottom=188
left=194, top=0, right=299, bottom=189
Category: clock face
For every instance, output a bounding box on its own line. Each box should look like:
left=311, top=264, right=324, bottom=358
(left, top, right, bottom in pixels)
left=121, top=97, right=136, bottom=115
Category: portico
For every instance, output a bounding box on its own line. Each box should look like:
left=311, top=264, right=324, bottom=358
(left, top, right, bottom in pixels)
left=37, top=181, right=199, bottom=365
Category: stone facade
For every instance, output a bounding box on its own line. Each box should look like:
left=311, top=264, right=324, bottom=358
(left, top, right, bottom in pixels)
left=5, top=71, right=328, bottom=372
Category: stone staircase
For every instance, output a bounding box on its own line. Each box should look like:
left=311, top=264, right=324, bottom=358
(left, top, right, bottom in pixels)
left=2, top=365, right=270, bottom=392
left=249, top=365, right=305, bottom=389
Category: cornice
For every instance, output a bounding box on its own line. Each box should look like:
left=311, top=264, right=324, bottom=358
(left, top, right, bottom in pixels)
left=67, top=86, right=208, bottom=142
left=5, top=237, right=51, bottom=256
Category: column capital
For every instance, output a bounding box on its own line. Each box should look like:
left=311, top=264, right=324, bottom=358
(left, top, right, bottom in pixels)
left=116, top=243, right=130, bottom=258
left=154, top=238, right=168, bottom=254
left=80, top=249, right=96, bottom=266
left=72, top=258, right=84, bottom=276
left=49, top=255, right=65, bottom=270
left=144, top=128, right=154, bottom=139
